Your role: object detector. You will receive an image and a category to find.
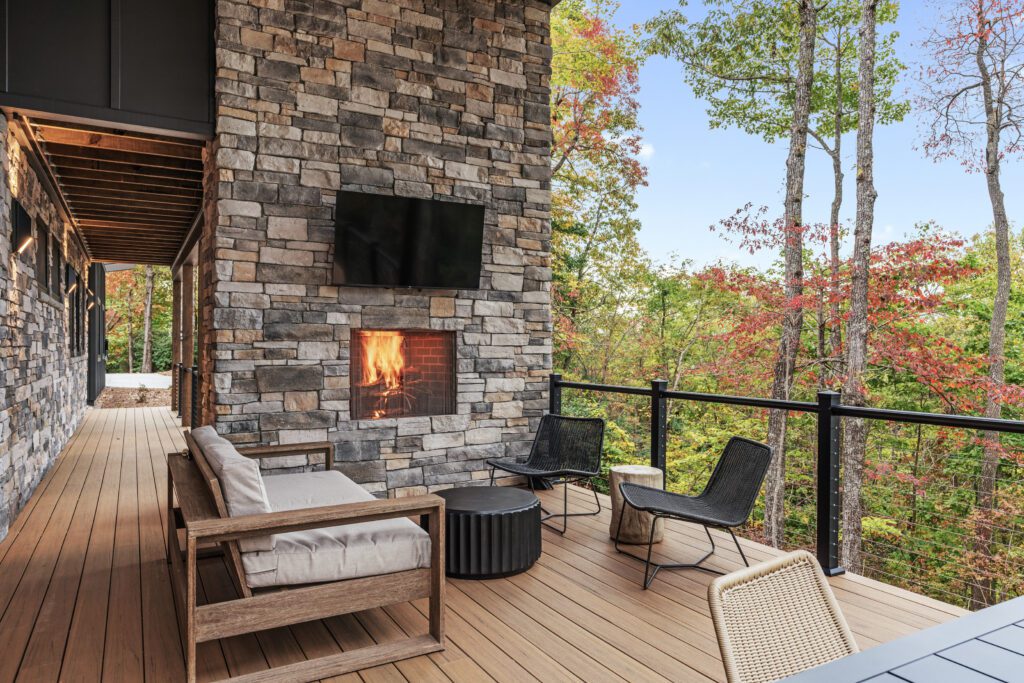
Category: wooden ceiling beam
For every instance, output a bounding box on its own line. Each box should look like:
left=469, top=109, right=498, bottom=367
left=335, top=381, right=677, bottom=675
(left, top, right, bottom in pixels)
left=82, top=228, right=185, bottom=239
left=64, top=187, right=200, bottom=207
left=94, top=256, right=175, bottom=266
left=84, top=242, right=184, bottom=254
left=82, top=238, right=182, bottom=251
left=30, top=117, right=206, bottom=149
left=70, top=201, right=196, bottom=221
left=86, top=238, right=180, bottom=246
left=44, top=142, right=203, bottom=172
left=48, top=156, right=204, bottom=182
left=66, top=196, right=199, bottom=215
left=80, top=217, right=191, bottom=230
left=34, top=125, right=203, bottom=160
left=58, top=174, right=203, bottom=196
left=71, top=208, right=195, bottom=225
left=77, top=206, right=192, bottom=222
left=84, top=241, right=185, bottom=253
left=91, top=253, right=176, bottom=265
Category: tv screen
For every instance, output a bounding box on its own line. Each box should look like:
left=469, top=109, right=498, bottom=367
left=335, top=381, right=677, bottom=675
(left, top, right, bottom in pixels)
left=333, top=191, right=485, bottom=289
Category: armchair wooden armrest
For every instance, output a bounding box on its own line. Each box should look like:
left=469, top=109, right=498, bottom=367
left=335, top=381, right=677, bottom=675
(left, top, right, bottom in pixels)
left=236, top=441, right=335, bottom=470
left=187, top=494, right=444, bottom=544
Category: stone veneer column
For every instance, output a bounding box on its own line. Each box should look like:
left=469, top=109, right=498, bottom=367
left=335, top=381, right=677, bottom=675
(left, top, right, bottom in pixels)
left=209, top=0, right=554, bottom=496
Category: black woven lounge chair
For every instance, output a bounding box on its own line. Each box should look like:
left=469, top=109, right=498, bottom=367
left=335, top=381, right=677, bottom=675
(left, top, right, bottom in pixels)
left=615, top=436, right=771, bottom=589
left=487, top=414, right=604, bottom=534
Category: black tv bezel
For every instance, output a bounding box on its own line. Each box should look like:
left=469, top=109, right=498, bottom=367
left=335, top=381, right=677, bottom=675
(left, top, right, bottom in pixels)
left=332, top=190, right=485, bottom=290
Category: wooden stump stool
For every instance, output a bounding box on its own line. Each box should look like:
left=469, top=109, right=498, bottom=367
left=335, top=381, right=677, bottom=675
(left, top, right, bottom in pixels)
left=609, top=465, right=664, bottom=544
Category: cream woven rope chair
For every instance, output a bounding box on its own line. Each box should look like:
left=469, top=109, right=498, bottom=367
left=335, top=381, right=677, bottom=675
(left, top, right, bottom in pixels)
left=708, top=550, right=858, bottom=683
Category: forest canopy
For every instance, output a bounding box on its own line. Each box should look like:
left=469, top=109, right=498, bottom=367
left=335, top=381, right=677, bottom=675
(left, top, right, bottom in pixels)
left=551, top=0, right=1024, bottom=609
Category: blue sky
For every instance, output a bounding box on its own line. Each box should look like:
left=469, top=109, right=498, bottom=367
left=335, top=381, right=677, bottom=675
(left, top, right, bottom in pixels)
left=610, top=1, right=1024, bottom=269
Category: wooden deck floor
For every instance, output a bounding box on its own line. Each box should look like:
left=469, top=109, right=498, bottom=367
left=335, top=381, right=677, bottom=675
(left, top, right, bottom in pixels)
left=0, top=408, right=968, bottom=682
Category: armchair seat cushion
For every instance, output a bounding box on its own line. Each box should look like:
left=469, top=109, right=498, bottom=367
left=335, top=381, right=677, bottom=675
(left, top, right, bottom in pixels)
left=240, top=470, right=431, bottom=589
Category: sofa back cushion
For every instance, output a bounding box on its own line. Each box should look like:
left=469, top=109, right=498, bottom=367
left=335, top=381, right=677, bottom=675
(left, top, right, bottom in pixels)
left=189, top=426, right=274, bottom=552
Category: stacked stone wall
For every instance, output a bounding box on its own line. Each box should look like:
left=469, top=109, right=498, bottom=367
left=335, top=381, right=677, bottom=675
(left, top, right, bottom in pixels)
left=210, top=0, right=554, bottom=494
left=0, top=115, right=89, bottom=539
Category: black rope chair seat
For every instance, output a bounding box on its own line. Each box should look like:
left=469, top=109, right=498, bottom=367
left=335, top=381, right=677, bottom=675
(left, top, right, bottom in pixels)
left=618, top=484, right=750, bottom=529
left=615, top=436, right=772, bottom=589
left=486, top=459, right=597, bottom=480
left=488, top=414, right=605, bottom=534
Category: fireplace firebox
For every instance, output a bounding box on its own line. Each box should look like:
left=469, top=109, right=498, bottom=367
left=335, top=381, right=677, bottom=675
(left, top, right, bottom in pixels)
left=351, top=329, right=456, bottom=420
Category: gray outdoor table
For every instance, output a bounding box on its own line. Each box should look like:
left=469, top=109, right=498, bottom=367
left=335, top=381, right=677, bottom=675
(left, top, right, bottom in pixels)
left=782, top=596, right=1024, bottom=682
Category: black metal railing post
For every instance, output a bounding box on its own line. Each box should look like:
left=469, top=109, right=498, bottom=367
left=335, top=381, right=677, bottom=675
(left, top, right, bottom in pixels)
left=191, top=366, right=199, bottom=427
left=171, top=363, right=178, bottom=413
left=816, top=390, right=844, bottom=576
left=176, top=364, right=184, bottom=419
left=549, top=373, right=562, bottom=415
left=651, top=379, right=668, bottom=486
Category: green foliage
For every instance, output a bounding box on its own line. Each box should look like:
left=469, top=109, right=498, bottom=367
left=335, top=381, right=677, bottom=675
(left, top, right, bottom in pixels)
left=553, top=227, right=1024, bottom=607
left=646, top=0, right=909, bottom=148
left=105, top=266, right=174, bottom=373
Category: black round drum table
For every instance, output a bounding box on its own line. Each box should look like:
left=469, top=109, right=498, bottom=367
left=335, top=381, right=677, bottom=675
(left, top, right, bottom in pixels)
left=436, top=487, right=542, bottom=580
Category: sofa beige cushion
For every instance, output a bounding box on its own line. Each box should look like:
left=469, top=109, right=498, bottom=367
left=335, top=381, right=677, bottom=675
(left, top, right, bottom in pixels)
left=189, top=426, right=274, bottom=552
left=240, top=470, right=431, bottom=589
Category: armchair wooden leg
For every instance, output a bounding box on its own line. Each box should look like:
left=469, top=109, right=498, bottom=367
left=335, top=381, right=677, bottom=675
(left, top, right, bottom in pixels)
left=428, top=506, right=445, bottom=646
left=186, top=535, right=198, bottom=683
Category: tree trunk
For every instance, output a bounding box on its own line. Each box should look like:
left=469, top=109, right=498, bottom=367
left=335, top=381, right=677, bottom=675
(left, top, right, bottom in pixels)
left=127, top=289, right=134, bottom=375
left=971, top=17, right=1011, bottom=610
left=764, top=0, right=817, bottom=549
left=841, top=0, right=878, bottom=575
left=141, top=265, right=155, bottom=373
left=828, top=34, right=844, bottom=386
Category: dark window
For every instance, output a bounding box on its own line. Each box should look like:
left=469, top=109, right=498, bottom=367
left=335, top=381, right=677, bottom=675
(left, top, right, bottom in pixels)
left=67, top=266, right=84, bottom=356
left=50, top=233, right=61, bottom=296
left=36, top=221, right=50, bottom=291
left=78, top=285, right=86, bottom=355
left=11, top=199, right=32, bottom=256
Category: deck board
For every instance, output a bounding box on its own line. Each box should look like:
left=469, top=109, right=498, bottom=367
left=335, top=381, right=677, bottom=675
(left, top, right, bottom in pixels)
left=0, top=408, right=969, bottom=682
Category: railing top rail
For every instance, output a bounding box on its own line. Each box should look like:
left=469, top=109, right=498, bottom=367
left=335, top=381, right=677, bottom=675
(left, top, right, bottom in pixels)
left=834, top=405, right=1024, bottom=434
left=553, top=379, right=654, bottom=397
left=553, top=376, right=1024, bottom=434
left=554, top=378, right=818, bottom=413
left=663, top=390, right=817, bottom=413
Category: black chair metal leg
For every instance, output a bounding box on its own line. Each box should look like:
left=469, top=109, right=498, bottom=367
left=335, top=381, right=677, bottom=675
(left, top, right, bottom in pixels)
left=728, top=528, right=749, bottom=567
left=489, top=467, right=496, bottom=487
left=538, top=478, right=602, bottom=535
left=614, top=512, right=730, bottom=588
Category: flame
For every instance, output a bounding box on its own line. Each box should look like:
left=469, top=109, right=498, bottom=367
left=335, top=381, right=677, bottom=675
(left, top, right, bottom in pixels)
left=360, top=331, right=405, bottom=391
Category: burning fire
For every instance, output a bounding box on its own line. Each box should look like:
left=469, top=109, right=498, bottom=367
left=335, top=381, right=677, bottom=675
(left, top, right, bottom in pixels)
left=360, top=331, right=406, bottom=391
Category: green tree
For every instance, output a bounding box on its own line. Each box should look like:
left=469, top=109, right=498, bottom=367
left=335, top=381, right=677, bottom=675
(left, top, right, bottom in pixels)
left=648, top=0, right=907, bottom=377
left=550, top=0, right=651, bottom=379
left=646, top=0, right=908, bottom=547
left=106, top=266, right=174, bottom=374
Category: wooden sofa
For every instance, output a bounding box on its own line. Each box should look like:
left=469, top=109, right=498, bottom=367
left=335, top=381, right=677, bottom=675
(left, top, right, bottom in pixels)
left=167, top=427, right=445, bottom=683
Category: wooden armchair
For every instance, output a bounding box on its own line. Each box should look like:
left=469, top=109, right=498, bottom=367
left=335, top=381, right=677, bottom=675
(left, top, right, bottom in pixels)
left=167, top=430, right=445, bottom=683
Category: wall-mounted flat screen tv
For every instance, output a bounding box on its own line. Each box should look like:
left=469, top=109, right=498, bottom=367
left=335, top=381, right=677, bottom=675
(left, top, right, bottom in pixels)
left=333, top=190, right=485, bottom=289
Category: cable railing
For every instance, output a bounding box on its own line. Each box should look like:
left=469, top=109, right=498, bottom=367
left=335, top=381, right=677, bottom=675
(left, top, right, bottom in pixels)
left=549, top=373, right=1024, bottom=607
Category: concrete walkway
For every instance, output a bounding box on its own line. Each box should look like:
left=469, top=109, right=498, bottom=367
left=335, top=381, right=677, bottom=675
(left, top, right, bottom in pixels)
left=105, top=372, right=172, bottom=389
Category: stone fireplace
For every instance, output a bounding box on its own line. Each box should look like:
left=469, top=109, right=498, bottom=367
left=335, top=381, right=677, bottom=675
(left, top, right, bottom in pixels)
left=203, top=0, right=555, bottom=496
left=351, top=329, right=456, bottom=421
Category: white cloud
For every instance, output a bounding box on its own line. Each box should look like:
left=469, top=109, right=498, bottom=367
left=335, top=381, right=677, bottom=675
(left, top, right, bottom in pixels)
left=639, top=143, right=656, bottom=160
